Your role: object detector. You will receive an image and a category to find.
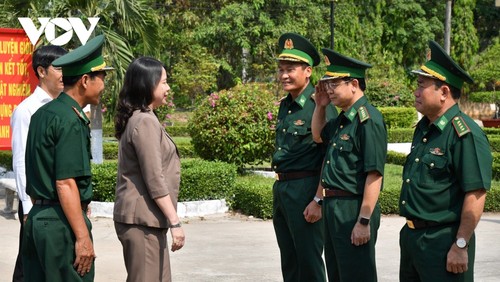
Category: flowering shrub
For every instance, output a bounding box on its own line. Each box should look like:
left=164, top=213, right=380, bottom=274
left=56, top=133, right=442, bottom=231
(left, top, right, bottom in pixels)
left=189, top=83, right=278, bottom=168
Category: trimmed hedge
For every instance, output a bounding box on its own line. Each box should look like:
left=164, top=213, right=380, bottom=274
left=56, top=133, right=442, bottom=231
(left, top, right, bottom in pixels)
left=165, top=126, right=190, bottom=137
left=489, top=137, right=500, bottom=153
left=179, top=159, right=237, bottom=202
left=379, top=107, right=417, bottom=129
left=387, top=128, right=414, bottom=143
left=233, top=175, right=274, bottom=219
left=91, top=161, right=118, bottom=202
left=386, top=151, right=407, bottom=166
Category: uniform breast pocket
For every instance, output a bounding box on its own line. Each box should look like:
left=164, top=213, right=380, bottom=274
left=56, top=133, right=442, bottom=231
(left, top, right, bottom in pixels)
left=335, top=140, right=357, bottom=169
left=420, top=153, right=449, bottom=184
left=285, top=125, right=309, bottom=146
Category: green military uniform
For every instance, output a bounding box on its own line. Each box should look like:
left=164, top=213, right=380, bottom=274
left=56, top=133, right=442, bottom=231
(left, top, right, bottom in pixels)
left=23, top=35, right=113, bottom=282
left=319, top=49, right=387, bottom=282
left=272, top=33, right=337, bottom=282
left=399, top=41, right=492, bottom=281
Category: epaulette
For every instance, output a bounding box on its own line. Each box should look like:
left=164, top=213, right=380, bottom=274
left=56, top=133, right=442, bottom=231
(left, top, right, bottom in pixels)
left=358, top=106, right=370, bottom=123
left=452, top=116, right=471, bottom=137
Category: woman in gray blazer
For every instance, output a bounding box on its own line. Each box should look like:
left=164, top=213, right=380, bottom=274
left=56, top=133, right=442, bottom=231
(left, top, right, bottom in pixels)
left=114, top=57, right=185, bottom=282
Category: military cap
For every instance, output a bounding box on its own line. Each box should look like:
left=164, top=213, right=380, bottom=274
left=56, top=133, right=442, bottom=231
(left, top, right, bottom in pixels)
left=277, top=33, right=320, bottom=67
left=52, top=34, right=114, bottom=76
left=320, top=48, right=372, bottom=81
left=411, top=40, right=473, bottom=89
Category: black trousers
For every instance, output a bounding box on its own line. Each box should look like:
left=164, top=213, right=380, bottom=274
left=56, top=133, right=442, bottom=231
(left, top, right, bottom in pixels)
left=13, top=201, right=24, bottom=282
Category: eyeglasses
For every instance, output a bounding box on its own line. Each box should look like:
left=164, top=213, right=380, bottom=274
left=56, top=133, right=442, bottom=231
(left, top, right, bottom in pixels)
left=323, top=79, right=352, bottom=91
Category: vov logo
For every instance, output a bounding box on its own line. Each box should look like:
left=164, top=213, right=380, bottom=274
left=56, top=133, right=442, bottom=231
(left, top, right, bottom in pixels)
left=18, top=17, right=100, bottom=46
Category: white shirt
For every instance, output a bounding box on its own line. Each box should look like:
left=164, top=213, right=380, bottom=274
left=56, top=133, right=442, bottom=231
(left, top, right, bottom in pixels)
left=11, top=86, right=53, bottom=214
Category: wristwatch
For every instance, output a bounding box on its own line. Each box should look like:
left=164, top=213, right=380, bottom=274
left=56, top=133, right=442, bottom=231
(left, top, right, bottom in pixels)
left=456, top=237, right=467, bottom=249
left=313, top=196, right=323, bottom=206
left=359, top=217, right=370, bottom=226
left=170, top=222, right=182, bottom=228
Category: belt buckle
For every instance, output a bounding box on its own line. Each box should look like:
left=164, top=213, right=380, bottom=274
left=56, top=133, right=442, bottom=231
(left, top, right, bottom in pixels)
left=322, top=189, right=326, bottom=197
left=406, top=220, right=415, bottom=229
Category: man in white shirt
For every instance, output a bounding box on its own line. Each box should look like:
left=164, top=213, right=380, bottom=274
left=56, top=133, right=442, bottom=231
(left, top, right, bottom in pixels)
left=10, top=45, right=67, bottom=282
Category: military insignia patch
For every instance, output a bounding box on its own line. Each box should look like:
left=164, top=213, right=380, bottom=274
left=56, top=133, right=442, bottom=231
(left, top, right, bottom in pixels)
left=452, top=116, right=471, bottom=137
left=284, top=38, right=294, bottom=49
left=358, top=106, right=370, bottom=123
left=429, top=147, right=444, bottom=156
left=340, top=134, right=350, bottom=141
left=294, top=120, right=305, bottom=126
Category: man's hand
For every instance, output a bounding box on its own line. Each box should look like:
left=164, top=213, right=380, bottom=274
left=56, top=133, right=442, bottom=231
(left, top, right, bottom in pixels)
left=303, top=200, right=322, bottom=223
left=315, top=80, right=332, bottom=107
left=73, top=236, right=96, bottom=276
left=446, top=244, right=468, bottom=274
left=351, top=222, right=370, bottom=246
left=170, top=227, right=185, bottom=252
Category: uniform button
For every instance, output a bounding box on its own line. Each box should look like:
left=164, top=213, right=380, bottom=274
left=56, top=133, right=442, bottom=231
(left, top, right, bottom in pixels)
left=322, top=179, right=325, bottom=183
left=430, top=163, right=435, bottom=168
left=340, top=125, right=343, bottom=129
left=415, top=158, right=419, bottom=163
left=406, top=179, right=410, bottom=183
left=327, top=160, right=330, bottom=164
left=423, top=138, right=427, bottom=143
left=401, top=200, right=406, bottom=205
left=333, top=143, right=337, bottom=147
left=340, top=147, right=343, bottom=150
left=294, top=132, right=297, bottom=135
left=278, top=147, right=282, bottom=150
left=282, top=129, right=286, bottom=133
left=273, top=166, right=277, bottom=169
left=288, top=110, right=291, bottom=114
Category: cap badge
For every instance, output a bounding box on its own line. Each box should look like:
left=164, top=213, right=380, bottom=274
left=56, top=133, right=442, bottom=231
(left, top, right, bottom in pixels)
left=340, top=134, right=350, bottom=141
left=284, top=39, right=294, bottom=50
left=324, top=55, right=331, bottom=66
left=293, top=119, right=305, bottom=126
left=429, top=147, right=444, bottom=156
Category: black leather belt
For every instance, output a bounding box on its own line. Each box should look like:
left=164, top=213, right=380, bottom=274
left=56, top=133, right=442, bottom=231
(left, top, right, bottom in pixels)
left=406, top=219, right=455, bottom=230
left=323, top=188, right=358, bottom=197
left=34, top=199, right=90, bottom=211
left=275, top=170, right=319, bottom=181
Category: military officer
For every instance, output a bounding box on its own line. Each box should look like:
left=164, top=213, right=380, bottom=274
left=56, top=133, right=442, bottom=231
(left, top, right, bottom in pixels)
left=311, top=48, right=387, bottom=282
left=272, top=32, right=337, bottom=282
left=23, top=35, right=113, bottom=282
left=399, top=40, right=492, bottom=281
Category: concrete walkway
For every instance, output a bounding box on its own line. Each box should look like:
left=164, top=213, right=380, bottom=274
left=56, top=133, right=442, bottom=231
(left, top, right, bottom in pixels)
left=1, top=199, right=499, bottom=281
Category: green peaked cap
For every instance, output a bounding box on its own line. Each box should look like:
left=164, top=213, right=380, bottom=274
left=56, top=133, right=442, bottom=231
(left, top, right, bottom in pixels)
left=411, top=40, right=473, bottom=89
left=320, top=48, right=372, bottom=80
left=52, top=34, right=114, bottom=76
left=277, top=33, right=320, bottom=66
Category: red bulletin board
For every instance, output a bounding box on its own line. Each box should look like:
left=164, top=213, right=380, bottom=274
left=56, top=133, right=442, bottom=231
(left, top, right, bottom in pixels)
left=0, top=28, right=38, bottom=150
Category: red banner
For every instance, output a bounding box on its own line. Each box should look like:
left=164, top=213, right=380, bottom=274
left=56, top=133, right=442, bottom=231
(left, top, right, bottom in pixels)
left=0, top=28, right=38, bottom=150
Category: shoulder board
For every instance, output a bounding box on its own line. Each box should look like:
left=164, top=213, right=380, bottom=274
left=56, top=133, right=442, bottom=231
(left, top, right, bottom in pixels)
left=452, top=116, right=471, bottom=137
left=358, top=106, right=370, bottom=123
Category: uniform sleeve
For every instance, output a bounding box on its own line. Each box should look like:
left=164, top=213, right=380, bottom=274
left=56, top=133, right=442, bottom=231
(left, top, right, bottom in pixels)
left=453, top=130, right=492, bottom=192
left=132, top=116, right=170, bottom=199
left=360, top=117, right=387, bottom=175
left=54, top=117, right=91, bottom=180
